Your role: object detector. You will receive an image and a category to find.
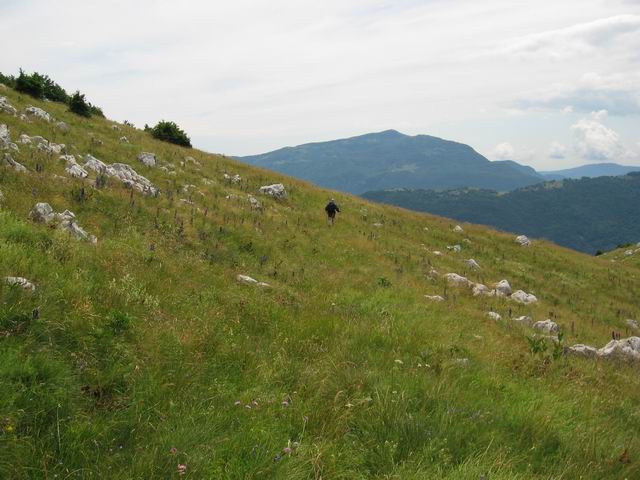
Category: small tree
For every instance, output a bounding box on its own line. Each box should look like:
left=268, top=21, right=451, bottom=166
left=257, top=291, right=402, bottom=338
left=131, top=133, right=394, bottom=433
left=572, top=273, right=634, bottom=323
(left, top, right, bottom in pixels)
left=15, top=69, right=45, bottom=99
left=148, top=120, right=192, bottom=148
left=69, top=91, right=92, bottom=117
left=41, top=75, right=69, bottom=103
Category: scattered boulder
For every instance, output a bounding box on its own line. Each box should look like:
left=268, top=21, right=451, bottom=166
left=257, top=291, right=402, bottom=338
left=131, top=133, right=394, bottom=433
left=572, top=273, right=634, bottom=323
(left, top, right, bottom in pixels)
left=533, top=319, right=559, bottom=334
left=248, top=194, right=262, bottom=210
left=223, top=173, right=242, bottom=184
left=60, top=155, right=88, bottom=179
left=0, top=124, right=19, bottom=151
left=0, top=96, right=17, bottom=115
left=185, top=156, right=201, bottom=167
left=110, top=163, right=158, bottom=195
left=259, top=183, right=287, bottom=199
left=444, top=273, right=471, bottom=288
left=597, top=337, right=640, bottom=361
left=83, top=154, right=112, bottom=174
left=425, top=295, right=445, bottom=302
left=494, top=279, right=512, bottom=297
left=472, top=283, right=491, bottom=296
left=236, top=274, right=270, bottom=288
left=514, top=315, right=533, bottom=326
left=487, top=312, right=502, bottom=321
left=568, top=344, right=598, bottom=358
left=119, top=136, right=129, bottom=143
left=29, top=202, right=97, bottom=243
left=453, top=225, right=464, bottom=233
left=5, top=276, right=35, bottom=291
left=29, top=202, right=56, bottom=223
left=372, top=223, right=384, bottom=228
left=626, top=319, right=639, bottom=332
left=24, top=106, right=51, bottom=122
left=515, top=235, right=531, bottom=247
left=511, top=290, right=538, bottom=305
left=465, top=258, right=480, bottom=269
left=55, top=121, right=69, bottom=132
left=18, top=134, right=64, bottom=155
left=2, top=153, right=27, bottom=172
left=111, top=124, right=121, bottom=131
left=447, top=244, right=462, bottom=253
left=138, top=152, right=157, bottom=167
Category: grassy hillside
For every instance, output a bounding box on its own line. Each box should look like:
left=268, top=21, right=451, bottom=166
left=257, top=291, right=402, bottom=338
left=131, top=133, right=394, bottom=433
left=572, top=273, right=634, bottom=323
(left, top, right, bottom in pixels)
left=363, top=177, right=640, bottom=254
left=240, top=130, right=544, bottom=194
left=1, top=85, right=640, bottom=479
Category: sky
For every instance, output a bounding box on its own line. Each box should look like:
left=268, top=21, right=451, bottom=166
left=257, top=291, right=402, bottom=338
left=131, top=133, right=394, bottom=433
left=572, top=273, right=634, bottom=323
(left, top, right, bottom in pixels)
left=1, top=0, right=639, bottom=170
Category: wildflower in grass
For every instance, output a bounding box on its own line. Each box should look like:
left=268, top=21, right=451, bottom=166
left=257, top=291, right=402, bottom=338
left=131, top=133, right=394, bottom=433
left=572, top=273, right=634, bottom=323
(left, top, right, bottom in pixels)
left=170, top=447, right=177, bottom=455
left=283, top=447, right=292, bottom=454
left=177, top=463, right=187, bottom=476
left=252, top=400, right=258, bottom=407
left=282, top=400, right=289, bottom=407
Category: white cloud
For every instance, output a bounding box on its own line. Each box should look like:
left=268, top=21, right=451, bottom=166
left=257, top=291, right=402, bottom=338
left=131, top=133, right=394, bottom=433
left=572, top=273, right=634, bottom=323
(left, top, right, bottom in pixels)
left=492, top=142, right=516, bottom=160
left=571, top=110, right=625, bottom=161
left=549, top=142, right=569, bottom=159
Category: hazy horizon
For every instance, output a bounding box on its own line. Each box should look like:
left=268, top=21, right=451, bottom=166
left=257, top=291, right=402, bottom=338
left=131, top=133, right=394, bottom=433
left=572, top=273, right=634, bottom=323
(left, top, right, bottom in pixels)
left=1, top=0, right=639, bottom=169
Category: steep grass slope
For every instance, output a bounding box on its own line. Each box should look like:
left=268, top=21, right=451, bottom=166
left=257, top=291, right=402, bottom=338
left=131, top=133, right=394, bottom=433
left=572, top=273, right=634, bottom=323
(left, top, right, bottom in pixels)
left=1, top=86, right=640, bottom=479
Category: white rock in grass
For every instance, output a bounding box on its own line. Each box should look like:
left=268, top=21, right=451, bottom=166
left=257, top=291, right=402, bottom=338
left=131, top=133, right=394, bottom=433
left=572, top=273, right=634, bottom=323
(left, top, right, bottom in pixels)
left=0, top=96, right=17, bottom=115
left=83, top=154, right=114, bottom=175
left=55, top=210, right=97, bottom=243
left=568, top=344, right=598, bottom=358
left=533, top=319, right=559, bottom=334
left=514, top=315, right=533, bottom=327
left=494, top=279, right=512, bottom=297
left=119, top=136, right=129, bottom=143
left=5, top=276, right=36, bottom=291
left=237, top=274, right=259, bottom=285
left=259, top=183, right=287, bottom=199
left=223, top=173, right=242, bottom=184
left=29, top=202, right=56, bottom=223
left=110, top=163, right=158, bottom=195
left=447, top=244, right=462, bottom=253
left=138, top=152, right=157, bottom=167
left=511, top=290, right=538, bottom=305
left=453, top=225, right=464, bottom=233
left=487, top=311, right=502, bottom=321
left=515, top=235, right=532, bottom=247
left=444, top=273, right=471, bottom=288
left=2, top=153, right=27, bottom=172
left=24, top=106, right=51, bottom=122
left=465, top=258, right=480, bottom=269
left=55, top=121, right=69, bottom=132
left=424, top=295, right=445, bottom=302
left=597, top=337, right=640, bottom=361
left=0, top=124, right=19, bottom=151
left=65, top=162, right=88, bottom=179
left=257, top=282, right=271, bottom=288
left=472, top=283, right=491, bottom=296
left=248, top=194, right=262, bottom=210
left=626, top=319, right=640, bottom=332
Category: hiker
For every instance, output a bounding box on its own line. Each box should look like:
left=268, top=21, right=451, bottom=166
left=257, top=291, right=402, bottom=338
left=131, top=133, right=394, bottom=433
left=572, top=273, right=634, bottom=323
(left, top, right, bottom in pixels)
left=325, top=198, right=340, bottom=226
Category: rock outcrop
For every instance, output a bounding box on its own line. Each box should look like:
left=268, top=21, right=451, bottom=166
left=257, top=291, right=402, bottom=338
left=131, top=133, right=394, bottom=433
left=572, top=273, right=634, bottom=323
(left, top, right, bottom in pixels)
left=236, top=274, right=270, bottom=288
left=494, top=280, right=512, bottom=297
left=138, top=152, right=157, bottom=167
left=515, top=235, right=531, bottom=247
left=569, top=337, right=640, bottom=362
left=2, top=153, right=27, bottom=172
left=533, top=319, right=559, bottom=334
left=83, top=155, right=158, bottom=195
left=5, top=276, right=36, bottom=291
left=24, top=106, right=51, bottom=122
left=224, top=173, right=242, bottom=184
left=259, top=183, right=287, bottom=199
left=60, top=155, right=88, bottom=179
left=0, top=124, right=19, bottom=151
left=0, top=96, right=17, bottom=115
left=29, top=202, right=97, bottom=243
left=511, top=290, right=538, bottom=305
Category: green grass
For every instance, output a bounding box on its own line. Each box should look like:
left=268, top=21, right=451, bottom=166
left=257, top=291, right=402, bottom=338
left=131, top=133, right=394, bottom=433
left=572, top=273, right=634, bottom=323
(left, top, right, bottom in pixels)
left=1, top=85, right=640, bottom=478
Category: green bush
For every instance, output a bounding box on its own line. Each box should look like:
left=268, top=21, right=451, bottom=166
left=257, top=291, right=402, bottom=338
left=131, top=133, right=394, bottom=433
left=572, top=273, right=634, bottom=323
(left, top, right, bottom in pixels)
left=147, top=120, right=192, bottom=148
left=15, top=69, right=45, bottom=99
left=0, top=71, right=16, bottom=88
left=68, top=91, right=92, bottom=117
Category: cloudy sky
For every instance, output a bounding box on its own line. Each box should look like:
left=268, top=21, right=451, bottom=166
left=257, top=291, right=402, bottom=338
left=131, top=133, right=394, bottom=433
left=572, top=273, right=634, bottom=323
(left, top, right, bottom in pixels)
left=1, top=0, right=639, bottom=169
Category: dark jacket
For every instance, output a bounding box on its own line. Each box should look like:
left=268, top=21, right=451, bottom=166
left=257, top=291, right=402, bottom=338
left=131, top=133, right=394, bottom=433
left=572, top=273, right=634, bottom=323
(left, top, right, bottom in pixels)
left=325, top=201, right=340, bottom=215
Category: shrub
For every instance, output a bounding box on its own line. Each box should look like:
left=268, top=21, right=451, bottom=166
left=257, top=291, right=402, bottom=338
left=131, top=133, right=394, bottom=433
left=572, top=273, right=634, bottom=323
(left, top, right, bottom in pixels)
left=41, top=75, right=69, bottom=103
left=15, top=69, right=45, bottom=99
left=68, top=91, right=92, bottom=117
left=0, top=71, right=16, bottom=88
left=147, top=120, right=192, bottom=148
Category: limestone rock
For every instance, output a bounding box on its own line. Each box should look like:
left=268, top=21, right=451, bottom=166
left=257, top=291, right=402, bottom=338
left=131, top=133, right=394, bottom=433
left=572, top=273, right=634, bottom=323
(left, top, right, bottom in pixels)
left=597, top=337, right=640, bottom=361
left=511, top=290, right=538, bottom=305
left=56, top=210, right=97, bottom=243
left=25, top=106, right=51, bottom=122
left=626, top=319, right=639, bottom=332
left=472, top=283, right=491, bottom=296
left=465, top=258, right=480, bottom=269
left=138, top=152, right=157, bottom=167
left=494, top=279, right=512, bottom=297
left=453, top=225, right=464, bottom=233
left=487, top=311, right=502, bottom=321
left=110, top=163, right=158, bottom=195
left=119, top=136, right=129, bottom=143
left=83, top=154, right=113, bottom=175
left=55, top=121, right=69, bottom=132
left=62, top=156, right=88, bottom=179
left=568, top=344, right=598, bottom=358
left=513, top=315, right=533, bottom=327
left=533, top=319, right=559, bottom=334
left=237, top=274, right=270, bottom=288
left=444, top=273, right=471, bottom=287
left=0, top=124, right=19, bottom=151
left=0, top=96, right=17, bottom=115
left=425, top=295, right=445, bottom=302
left=5, top=276, right=35, bottom=291
left=248, top=194, right=262, bottom=210
left=29, top=202, right=56, bottom=223
left=447, top=244, right=462, bottom=253
left=2, top=153, right=27, bottom=172
left=259, top=183, right=287, bottom=199
left=515, top=235, right=531, bottom=247
left=224, top=173, right=242, bottom=184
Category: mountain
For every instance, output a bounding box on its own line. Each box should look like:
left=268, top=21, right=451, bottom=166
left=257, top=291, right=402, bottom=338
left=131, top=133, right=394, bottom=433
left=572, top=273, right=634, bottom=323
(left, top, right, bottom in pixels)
left=540, top=162, right=640, bottom=180
left=363, top=173, right=640, bottom=254
left=3, top=86, right=640, bottom=479
left=240, top=130, right=545, bottom=194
